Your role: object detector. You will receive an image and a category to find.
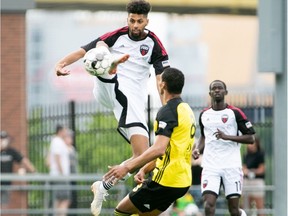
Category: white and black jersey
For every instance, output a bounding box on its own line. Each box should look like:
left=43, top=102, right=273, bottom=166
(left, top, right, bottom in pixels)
left=81, top=26, right=170, bottom=141
left=199, top=104, right=255, bottom=169
left=82, top=26, right=169, bottom=85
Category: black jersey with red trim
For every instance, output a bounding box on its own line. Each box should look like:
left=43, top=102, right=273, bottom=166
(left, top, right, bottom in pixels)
left=199, top=104, right=255, bottom=169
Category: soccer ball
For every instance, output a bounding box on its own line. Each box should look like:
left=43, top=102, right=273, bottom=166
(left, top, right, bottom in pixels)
left=83, top=47, right=114, bottom=76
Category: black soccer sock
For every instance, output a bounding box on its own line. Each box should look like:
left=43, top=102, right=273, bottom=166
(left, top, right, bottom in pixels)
left=114, top=208, right=132, bottom=216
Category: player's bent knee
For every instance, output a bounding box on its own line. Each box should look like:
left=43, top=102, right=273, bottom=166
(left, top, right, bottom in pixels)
left=228, top=205, right=241, bottom=216
left=229, top=209, right=241, bottom=216
left=204, top=200, right=216, bottom=213
left=114, top=208, right=132, bottom=216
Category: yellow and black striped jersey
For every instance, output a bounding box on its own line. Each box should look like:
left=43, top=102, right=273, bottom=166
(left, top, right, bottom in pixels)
left=152, top=97, right=196, bottom=188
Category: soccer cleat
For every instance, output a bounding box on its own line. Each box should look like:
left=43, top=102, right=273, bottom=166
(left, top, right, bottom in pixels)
left=91, top=181, right=108, bottom=216
left=108, top=54, right=130, bottom=75
left=240, top=208, right=247, bottom=216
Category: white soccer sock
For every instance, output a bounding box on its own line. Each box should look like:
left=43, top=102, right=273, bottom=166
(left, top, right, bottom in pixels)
left=100, top=181, right=110, bottom=192
left=119, top=172, right=132, bottom=182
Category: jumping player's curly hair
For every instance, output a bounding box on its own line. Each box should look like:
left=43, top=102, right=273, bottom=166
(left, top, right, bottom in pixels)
left=126, top=0, right=151, bottom=15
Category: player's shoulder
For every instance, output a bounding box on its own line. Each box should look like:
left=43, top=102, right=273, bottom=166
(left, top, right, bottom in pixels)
left=158, top=98, right=181, bottom=117
left=177, top=101, right=193, bottom=114
left=147, top=29, right=160, bottom=39
left=227, top=104, right=242, bottom=111
left=147, top=29, right=165, bottom=44
left=100, top=26, right=128, bottom=40
left=226, top=104, right=247, bottom=118
left=167, top=97, right=184, bottom=110
left=200, top=106, right=212, bottom=114
left=112, top=26, right=129, bottom=34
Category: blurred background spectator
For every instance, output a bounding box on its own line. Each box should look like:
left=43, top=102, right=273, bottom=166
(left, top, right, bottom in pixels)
left=64, top=128, right=79, bottom=213
left=0, top=130, right=36, bottom=207
left=242, top=137, right=265, bottom=216
left=46, top=125, right=71, bottom=216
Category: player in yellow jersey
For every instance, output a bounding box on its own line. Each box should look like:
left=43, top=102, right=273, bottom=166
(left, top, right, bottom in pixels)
left=104, top=67, right=196, bottom=216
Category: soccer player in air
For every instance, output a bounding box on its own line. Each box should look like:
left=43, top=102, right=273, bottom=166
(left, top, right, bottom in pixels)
left=54, top=0, right=169, bottom=215
left=192, top=80, right=255, bottom=216
left=104, top=67, right=196, bottom=216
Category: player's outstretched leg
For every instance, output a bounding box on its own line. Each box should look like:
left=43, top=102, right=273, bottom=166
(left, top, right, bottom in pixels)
left=90, top=168, right=132, bottom=215
left=108, top=54, right=130, bottom=75
left=90, top=181, right=109, bottom=216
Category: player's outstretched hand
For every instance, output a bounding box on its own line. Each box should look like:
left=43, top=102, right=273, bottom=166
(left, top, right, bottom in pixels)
left=213, top=128, right=227, bottom=140
left=108, top=54, right=130, bottom=75
left=103, top=164, right=129, bottom=184
left=55, top=62, right=70, bottom=76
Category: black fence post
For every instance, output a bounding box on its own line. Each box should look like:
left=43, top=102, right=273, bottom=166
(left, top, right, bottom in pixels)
left=68, top=100, right=77, bottom=212
left=69, top=100, right=76, bottom=147
left=147, top=94, right=151, bottom=146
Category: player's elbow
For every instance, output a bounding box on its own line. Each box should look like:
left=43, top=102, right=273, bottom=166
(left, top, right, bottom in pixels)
left=154, top=146, right=166, bottom=157
left=243, top=134, right=255, bottom=144
left=248, top=135, right=255, bottom=144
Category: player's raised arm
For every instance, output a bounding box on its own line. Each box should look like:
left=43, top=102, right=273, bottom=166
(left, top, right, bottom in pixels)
left=55, top=48, right=86, bottom=76
left=156, top=74, right=164, bottom=104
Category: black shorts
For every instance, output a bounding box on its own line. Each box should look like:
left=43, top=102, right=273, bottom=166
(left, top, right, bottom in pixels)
left=129, top=180, right=189, bottom=213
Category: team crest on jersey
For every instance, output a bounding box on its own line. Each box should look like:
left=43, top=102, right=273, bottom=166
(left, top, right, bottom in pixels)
left=221, top=114, right=229, bottom=123
left=203, top=179, right=208, bottom=188
left=140, top=44, right=149, bottom=56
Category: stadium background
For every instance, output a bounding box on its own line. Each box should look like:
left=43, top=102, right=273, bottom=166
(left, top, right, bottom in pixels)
left=1, top=0, right=287, bottom=215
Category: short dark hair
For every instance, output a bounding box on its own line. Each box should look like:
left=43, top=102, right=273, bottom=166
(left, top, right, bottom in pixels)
left=56, top=124, right=64, bottom=134
left=126, top=0, right=151, bottom=15
left=162, top=67, right=185, bottom=94
left=209, top=80, right=227, bottom=91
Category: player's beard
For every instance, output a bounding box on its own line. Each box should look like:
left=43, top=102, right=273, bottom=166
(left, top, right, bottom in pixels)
left=130, top=30, right=142, bottom=40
